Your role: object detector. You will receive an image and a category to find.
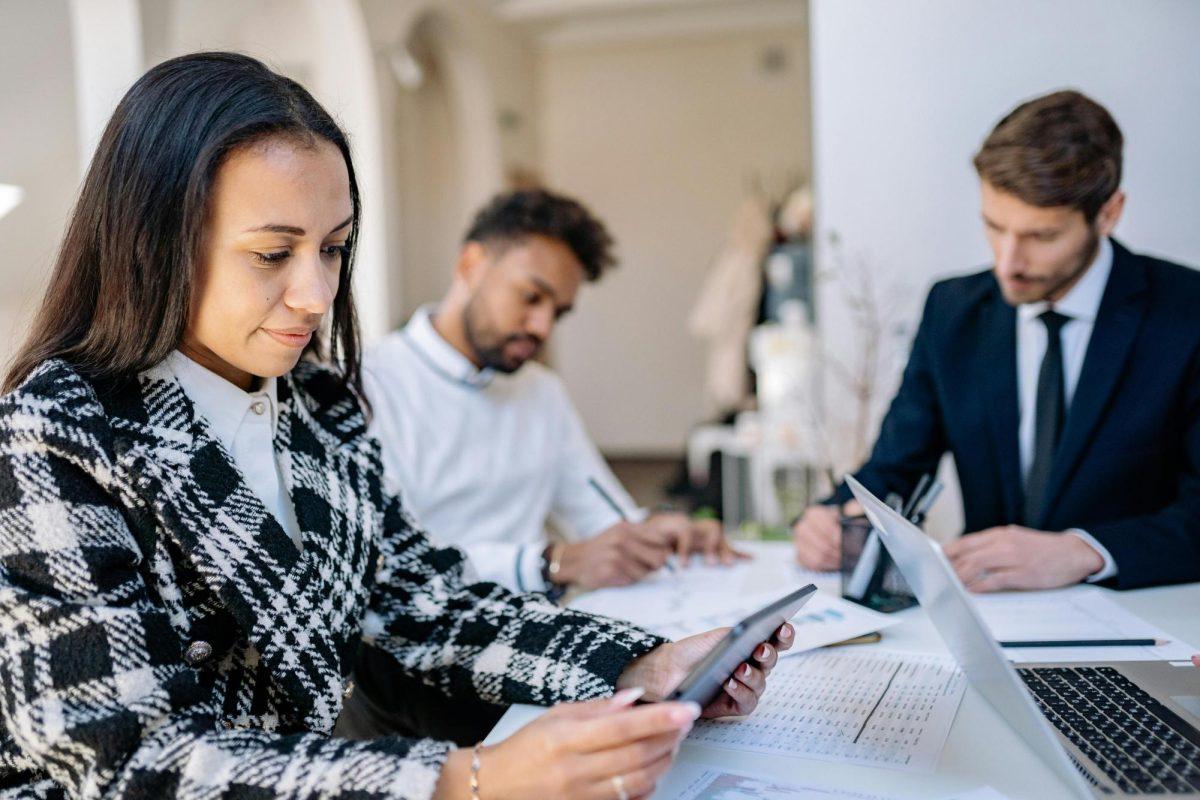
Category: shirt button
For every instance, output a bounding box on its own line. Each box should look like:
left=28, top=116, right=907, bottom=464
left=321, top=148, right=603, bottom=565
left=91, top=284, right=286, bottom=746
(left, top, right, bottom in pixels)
left=184, top=640, right=213, bottom=666
left=251, top=401, right=266, bottom=416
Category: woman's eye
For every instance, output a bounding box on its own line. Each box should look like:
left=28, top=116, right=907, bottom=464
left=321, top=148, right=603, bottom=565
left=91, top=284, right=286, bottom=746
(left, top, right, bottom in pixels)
left=322, top=244, right=350, bottom=260
left=252, top=250, right=290, bottom=265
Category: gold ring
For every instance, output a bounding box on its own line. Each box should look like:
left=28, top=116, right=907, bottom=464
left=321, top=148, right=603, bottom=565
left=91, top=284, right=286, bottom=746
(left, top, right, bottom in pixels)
left=612, top=774, right=629, bottom=800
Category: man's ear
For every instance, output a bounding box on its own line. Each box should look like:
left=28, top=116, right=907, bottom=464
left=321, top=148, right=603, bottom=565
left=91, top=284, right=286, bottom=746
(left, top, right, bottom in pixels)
left=1095, top=189, right=1125, bottom=238
left=455, top=241, right=489, bottom=288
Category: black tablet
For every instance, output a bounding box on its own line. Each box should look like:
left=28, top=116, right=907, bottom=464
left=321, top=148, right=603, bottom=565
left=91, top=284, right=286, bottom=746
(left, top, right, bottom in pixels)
left=665, top=583, right=817, bottom=707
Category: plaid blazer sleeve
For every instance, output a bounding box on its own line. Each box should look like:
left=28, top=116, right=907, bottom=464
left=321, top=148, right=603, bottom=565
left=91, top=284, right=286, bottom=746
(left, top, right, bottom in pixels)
left=0, top=383, right=455, bottom=799
left=362, top=493, right=668, bottom=707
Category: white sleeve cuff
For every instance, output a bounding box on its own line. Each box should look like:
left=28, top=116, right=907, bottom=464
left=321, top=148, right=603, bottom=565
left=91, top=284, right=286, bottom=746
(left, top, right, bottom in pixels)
left=516, top=543, right=550, bottom=593
left=1066, top=529, right=1118, bottom=582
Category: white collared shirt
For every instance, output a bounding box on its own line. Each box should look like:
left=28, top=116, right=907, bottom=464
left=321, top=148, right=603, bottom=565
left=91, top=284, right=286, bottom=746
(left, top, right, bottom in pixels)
left=167, top=351, right=302, bottom=550
left=363, top=305, right=643, bottom=592
left=1014, top=237, right=1115, bottom=580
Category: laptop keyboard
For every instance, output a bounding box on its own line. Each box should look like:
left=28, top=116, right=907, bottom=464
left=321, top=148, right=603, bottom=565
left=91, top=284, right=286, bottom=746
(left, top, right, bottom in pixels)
left=1018, top=666, right=1200, bottom=795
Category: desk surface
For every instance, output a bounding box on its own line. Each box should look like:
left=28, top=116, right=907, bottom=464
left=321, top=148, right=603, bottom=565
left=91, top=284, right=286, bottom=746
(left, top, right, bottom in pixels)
left=486, top=543, right=1200, bottom=799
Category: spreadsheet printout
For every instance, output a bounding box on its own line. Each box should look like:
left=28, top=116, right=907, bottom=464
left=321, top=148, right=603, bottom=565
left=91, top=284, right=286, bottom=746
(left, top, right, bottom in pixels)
left=686, top=649, right=966, bottom=772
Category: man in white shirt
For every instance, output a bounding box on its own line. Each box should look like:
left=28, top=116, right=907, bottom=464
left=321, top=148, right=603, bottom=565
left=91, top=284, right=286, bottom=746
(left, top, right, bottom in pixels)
left=341, top=189, right=742, bottom=741
left=793, top=90, right=1200, bottom=592
left=365, top=188, right=740, bottom=596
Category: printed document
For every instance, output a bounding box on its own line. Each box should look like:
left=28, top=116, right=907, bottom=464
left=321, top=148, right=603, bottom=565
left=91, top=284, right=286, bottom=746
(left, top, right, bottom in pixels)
left=685, top=649, right=966, bottom=772
left=667, top=766, right=1009, bottom=800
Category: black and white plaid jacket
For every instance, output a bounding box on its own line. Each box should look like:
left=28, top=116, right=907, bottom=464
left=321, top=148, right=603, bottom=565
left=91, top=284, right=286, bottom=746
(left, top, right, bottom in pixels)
left=0, top=359, right=664, bottom=799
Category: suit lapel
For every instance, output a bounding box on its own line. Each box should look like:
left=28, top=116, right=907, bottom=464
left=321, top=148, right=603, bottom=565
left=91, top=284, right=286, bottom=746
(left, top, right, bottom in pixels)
left=1038, top=241, right=1149, bottom=526
left=977, top=289, right=1025, bottom=523
left=113, top=364, right=348, bottom=730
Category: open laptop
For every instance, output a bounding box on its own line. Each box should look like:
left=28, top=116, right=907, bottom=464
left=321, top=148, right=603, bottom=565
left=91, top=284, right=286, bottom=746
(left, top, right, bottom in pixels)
left=847, top=476, right=1200, bottom=798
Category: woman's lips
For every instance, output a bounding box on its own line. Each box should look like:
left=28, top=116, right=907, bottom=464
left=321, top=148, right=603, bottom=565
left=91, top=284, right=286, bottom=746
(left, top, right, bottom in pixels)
left=262, top=328, right=314, bottom=348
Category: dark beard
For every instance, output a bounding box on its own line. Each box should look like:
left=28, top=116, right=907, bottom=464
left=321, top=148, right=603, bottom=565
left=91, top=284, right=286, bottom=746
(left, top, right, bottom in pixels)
left=462, top=297, right=541, bottom=374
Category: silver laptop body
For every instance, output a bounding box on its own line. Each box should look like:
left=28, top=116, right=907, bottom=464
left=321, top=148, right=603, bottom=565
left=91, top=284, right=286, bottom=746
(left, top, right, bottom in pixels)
left=847, top=476, right=1200, bottom=799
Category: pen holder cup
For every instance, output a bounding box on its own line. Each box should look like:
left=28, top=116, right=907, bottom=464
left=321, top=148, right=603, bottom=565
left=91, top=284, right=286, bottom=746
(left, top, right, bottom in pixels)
left=840, top=515, right=918, bottom=614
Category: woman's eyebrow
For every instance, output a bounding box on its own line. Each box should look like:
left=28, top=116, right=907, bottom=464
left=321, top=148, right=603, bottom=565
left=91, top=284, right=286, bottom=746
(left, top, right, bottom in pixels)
left=241, top=215, right=354, bottom=237
left=327, top=215, right=354, bottom=236
left=244, top=223, right=305, bottom=236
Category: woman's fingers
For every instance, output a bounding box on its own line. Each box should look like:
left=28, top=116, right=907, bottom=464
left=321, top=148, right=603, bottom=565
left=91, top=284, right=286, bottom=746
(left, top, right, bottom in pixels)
left=722, top=672, right=761, bottom=715
left=731, top=661, right=766, bottom=695
left=752, top=640, right=779, bottom=674
left=577, top=750, right=677, bottom=800
left=563, top=701, right=699, bottom=753
left=606, top=750, right=675, bottom=800
left=576, top=729, right=684, bottom=784
left=773, top=623, right=795, bottom=654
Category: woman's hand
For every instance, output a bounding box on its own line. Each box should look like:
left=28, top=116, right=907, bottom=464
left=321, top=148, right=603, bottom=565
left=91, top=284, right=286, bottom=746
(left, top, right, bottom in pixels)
left=434, top=689, right=700, bottom=800
left=616, top=622, right=795, bottom=719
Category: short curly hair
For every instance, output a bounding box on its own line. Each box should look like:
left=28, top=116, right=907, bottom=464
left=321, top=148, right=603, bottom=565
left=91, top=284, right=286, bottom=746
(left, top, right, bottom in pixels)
left=463, top=189, right=617, bottom=281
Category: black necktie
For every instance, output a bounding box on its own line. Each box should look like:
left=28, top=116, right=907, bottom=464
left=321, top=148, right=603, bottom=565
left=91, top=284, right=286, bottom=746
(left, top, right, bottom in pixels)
left=1024, top=309, right=1071, bottom=525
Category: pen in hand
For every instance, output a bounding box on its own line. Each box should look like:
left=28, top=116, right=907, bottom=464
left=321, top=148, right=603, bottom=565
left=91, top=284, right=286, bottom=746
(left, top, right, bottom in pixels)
left=588, top=477, right=677, bottom=574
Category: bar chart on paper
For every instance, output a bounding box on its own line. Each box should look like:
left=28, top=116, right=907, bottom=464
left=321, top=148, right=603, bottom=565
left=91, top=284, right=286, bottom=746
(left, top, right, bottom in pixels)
left=686, top=649, right=966, bottom=772
left=668, top=766, right=1010, bottom=800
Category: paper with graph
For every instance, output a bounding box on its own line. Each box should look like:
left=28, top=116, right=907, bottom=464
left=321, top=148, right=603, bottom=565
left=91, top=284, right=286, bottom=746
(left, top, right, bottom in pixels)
left=667, top=765, right=1009, bottom=800
left=569, top=545, right=894, bottom=650
left=668, top=765, right=1010, bottom=800
left=686, top=649, right=966, bottom=772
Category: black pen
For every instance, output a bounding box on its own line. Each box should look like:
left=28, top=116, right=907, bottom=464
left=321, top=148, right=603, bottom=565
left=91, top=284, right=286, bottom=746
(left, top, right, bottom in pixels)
left=999, top=638, right=1165, bottom=648
left=588, top=477, right=676, bottom=573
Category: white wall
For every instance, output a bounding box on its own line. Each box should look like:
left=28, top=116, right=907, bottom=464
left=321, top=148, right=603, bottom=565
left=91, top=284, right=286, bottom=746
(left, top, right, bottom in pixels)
left=809, top=0, right=1200, bottom=536
left=0, top=0, right=80, bottom=365
left=539, top=26, right=810, bottom=454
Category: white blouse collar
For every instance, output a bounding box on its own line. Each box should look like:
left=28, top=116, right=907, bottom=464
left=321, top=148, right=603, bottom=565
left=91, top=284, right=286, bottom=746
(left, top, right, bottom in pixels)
left=166, top=350, right=279, bottom=449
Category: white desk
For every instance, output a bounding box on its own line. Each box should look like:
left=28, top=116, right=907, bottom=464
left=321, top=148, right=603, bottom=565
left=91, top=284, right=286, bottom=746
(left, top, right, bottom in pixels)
left=486, top=543, right=1200, bottom=799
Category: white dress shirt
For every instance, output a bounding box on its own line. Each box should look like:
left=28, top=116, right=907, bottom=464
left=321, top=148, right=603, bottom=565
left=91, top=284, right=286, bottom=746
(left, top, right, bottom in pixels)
left=1015, top=237, right=1115, bottom=581
left=167, top=351, right=303, bottom=550
left=363, top=305, right=643, bottom=592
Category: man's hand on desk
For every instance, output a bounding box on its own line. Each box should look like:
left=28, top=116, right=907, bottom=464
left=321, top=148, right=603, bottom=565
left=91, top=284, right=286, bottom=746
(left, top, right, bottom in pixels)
left=616, top=622, right=795, bottom=718
left=556, top=516, right=748, bottom=590
left=944, top=525, right=1105, bottom=592
left=641, top=512, right=749, bottom=567
left=792, top=500, right=863, bottom=571
left=556, top=522, right=672, bottom=589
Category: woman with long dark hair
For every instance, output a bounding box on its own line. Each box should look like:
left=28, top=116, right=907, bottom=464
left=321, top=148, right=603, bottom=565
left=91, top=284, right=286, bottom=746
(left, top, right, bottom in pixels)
left=0, top=53, right=790, bottom=799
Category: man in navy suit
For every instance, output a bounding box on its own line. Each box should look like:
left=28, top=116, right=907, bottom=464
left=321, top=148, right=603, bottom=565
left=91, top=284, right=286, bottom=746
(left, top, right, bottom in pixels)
left=793, top=90, right=1200, bottom=591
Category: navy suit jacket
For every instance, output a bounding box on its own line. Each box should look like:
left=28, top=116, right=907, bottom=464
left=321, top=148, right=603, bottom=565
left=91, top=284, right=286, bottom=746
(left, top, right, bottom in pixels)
left=833, top=239, right=1200, bottom=589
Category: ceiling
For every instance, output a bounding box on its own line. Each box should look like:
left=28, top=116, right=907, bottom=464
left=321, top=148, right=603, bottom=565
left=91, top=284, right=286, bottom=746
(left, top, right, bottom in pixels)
left=489, top=0, right=806, bottom=48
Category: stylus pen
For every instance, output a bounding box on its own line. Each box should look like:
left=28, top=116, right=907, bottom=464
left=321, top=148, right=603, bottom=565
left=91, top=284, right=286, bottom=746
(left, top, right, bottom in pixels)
left=909, top=482, right=943, bottom=527
left=998, top=638, right=1165, bottom=648
left=588, top=477, right=676, bottom=573
left=901, top=474, right=932, bottom=519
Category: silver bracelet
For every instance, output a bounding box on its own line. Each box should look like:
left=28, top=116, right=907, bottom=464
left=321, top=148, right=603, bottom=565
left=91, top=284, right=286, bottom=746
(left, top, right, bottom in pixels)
left=469, top=742, right=484, bottom=800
